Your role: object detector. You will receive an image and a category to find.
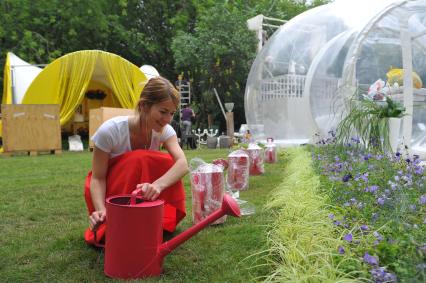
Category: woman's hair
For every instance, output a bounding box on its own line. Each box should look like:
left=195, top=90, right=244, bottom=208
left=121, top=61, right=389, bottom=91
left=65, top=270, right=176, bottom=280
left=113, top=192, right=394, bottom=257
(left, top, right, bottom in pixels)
left=137, top=76, right=180, bottom=112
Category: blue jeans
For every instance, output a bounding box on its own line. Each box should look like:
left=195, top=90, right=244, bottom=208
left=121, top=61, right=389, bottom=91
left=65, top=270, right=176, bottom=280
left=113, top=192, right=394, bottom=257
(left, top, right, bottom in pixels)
left=182, top=120, right=192, bottom=143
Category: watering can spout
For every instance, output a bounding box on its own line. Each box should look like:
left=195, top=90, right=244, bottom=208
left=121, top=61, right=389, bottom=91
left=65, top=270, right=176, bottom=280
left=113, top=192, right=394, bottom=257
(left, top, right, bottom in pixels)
left=159, top=194, right=240, bottom=258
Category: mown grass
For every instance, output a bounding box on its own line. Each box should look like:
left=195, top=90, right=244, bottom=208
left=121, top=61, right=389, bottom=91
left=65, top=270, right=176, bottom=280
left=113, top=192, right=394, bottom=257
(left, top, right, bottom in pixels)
left=0, top=148, right=285, bottom=282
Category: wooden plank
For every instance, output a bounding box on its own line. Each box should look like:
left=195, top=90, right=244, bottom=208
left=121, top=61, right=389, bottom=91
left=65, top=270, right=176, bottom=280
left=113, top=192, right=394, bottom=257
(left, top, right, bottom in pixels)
left=1, top=104, right=61, bottom=152
left=88, top=107, right=134, bottom=149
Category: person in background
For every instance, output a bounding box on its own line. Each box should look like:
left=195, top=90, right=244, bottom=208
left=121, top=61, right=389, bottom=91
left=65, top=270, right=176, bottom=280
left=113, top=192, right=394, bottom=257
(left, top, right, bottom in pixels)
left=83, top=76, right=189, bottom=247
left=181, top=104, right=195, bottom=146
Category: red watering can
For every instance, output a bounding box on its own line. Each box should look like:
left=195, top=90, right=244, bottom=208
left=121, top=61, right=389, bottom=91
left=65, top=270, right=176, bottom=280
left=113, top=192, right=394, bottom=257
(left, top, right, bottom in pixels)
left=104, top=188, right=241, bottom=279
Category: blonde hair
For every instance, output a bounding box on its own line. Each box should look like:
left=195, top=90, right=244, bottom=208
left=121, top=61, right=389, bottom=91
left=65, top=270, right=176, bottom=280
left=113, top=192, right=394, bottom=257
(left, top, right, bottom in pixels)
left=137, top=76, right=180, bottom=113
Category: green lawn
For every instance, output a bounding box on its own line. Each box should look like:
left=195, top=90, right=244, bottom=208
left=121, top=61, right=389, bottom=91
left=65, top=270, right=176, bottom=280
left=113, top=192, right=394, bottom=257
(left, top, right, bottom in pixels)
left=0, top=148, right=285, bottom=282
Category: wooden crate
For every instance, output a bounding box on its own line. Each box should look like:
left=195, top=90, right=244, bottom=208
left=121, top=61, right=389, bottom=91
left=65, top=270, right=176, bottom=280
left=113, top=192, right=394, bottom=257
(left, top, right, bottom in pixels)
left=1, top=104, right=61, bottom=155
left=89, top=107, right=134, bottom=149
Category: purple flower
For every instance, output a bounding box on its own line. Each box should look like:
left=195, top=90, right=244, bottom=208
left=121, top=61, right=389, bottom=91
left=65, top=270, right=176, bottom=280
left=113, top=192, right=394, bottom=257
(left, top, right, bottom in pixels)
left=333, top=220, right=342, bottom=226
left=342, top=173, right=352, bottom=182
left=365, top=185, right=379, bottom=193
left=363, top=252, right=378, bottom=265
left=360, top=225, right=369, bottom=231
left=328, top=213, right=335, bottom=219
left=377, top=197, right=385, bottom=205
left=420, top=195, right=426, bottom=205
left=370, top=266, right=397, bottom=282
left=415, top=166, right=424, bottom=174
left=343, top=233, right=353, bottom=242
left=373, top=231, right=383, bottom=241
left=338, top=246, right=345, bottom=254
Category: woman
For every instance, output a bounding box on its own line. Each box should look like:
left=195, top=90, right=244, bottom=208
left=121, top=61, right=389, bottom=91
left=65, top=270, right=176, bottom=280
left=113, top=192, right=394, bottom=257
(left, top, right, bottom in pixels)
left=84, top=76, right=189, bottom=247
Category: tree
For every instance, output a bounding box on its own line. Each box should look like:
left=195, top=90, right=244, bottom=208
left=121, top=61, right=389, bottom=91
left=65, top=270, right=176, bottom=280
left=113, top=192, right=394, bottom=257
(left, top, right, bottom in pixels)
left=171, top=0, right=330, bottom=131
left=172, top=3, right=257, bottom=131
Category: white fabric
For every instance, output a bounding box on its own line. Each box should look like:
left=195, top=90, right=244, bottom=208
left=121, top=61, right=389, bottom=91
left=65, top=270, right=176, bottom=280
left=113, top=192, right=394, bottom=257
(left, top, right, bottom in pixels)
left=68, top=134, right=84, bottom=151
left=140, top=65, right=160, bottom=80
left=8, top=52, right=42, bottom=104
left=91, top=116, right=176, bottom=158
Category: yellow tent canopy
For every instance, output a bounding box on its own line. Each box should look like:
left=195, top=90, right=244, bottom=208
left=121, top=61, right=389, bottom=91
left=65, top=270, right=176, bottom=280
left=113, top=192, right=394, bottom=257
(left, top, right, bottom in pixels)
left=21, top=50, right=148, bottom=125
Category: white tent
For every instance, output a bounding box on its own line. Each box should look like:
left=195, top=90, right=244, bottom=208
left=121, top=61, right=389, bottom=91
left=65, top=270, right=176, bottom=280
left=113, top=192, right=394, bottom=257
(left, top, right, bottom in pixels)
left=245, top=0, right=426, bottom=156
left=140, top=64, right=160, bottom=80
left=2, top=52, right=43, bottom=104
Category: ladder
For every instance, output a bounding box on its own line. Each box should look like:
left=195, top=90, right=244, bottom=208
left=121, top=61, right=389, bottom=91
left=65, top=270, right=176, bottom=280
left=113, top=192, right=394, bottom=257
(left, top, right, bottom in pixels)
left=176, top=80, right=191, bottom=122
left=177, top=80, right=191, bottom=106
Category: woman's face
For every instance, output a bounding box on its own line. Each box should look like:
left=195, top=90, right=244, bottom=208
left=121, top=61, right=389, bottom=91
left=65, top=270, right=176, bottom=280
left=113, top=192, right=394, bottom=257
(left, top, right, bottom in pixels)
left=146, top=99, right=176, bottom=132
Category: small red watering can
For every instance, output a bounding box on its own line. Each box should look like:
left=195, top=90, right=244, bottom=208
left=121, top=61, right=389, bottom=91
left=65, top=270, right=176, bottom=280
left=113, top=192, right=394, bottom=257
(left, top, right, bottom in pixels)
left=104, top=188, right=241, bottom=279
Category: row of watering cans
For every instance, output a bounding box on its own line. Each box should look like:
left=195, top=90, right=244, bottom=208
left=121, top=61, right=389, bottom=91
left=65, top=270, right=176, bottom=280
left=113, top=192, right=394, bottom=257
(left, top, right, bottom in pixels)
left=103, top=138, right=278, bottom=279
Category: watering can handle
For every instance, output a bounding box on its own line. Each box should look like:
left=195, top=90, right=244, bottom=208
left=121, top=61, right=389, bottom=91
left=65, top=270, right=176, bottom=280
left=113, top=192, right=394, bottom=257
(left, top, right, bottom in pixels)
left=130, top=188, right=143, bottom=205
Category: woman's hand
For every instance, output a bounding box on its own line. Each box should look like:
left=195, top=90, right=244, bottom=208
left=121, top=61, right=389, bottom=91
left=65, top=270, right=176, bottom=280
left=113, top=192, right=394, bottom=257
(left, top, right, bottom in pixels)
left=136, top=183, right=163, bottom=201
left=89, top=210, right=106, bottom=231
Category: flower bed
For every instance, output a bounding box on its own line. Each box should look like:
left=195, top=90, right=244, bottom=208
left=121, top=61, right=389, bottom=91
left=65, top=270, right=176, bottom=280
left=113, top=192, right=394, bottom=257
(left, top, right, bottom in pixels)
left=311, top=135, right=425, bottom=282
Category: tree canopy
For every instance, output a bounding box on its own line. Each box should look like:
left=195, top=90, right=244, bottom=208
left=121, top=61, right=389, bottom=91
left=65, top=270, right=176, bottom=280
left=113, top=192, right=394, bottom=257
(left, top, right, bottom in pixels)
left=0, top=0, right=329, bottom=130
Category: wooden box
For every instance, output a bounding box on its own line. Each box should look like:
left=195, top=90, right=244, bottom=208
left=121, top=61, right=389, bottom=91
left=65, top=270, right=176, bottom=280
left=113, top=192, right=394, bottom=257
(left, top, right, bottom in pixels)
left=89, top=107, right=134, bottom=149
left=1, top=104, right=61, bottom=154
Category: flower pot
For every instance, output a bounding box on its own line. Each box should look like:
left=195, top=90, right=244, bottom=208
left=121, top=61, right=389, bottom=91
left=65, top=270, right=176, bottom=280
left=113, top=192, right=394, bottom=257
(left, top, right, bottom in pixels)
left=388, top=117, right=401, bottom=152
left=206, top=136, right=218, bottom=149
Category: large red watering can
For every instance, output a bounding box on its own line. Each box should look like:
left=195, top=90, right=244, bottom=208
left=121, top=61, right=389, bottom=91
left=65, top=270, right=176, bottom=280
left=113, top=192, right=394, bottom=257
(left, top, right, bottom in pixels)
left=104, top=188, right=241, bottom=279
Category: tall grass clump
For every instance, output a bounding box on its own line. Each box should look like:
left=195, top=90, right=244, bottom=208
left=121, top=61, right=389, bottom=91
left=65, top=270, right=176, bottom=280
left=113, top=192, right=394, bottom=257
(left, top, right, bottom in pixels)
left=335, top=96, right=405, bottom=153
left=260, top=148, right=366, bottom=282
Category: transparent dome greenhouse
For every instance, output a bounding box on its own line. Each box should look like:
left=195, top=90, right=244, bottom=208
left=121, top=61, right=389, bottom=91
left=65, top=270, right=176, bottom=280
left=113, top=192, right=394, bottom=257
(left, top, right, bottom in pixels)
left=245, top=0, right=426, bottom=156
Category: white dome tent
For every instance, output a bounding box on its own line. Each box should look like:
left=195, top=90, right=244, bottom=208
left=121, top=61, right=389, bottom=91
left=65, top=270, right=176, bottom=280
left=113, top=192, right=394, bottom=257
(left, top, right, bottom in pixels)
left=245, top=0, right=426, bottom=155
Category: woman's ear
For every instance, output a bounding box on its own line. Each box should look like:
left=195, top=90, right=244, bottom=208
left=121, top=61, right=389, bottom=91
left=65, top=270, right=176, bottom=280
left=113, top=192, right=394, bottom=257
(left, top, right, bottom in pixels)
left=138, top=102, right=149, bottom=113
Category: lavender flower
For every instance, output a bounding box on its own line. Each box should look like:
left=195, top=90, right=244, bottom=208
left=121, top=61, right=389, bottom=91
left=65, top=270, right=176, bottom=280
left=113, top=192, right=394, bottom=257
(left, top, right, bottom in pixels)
left=328, top=213, right=335, bottom=220
left=420, top=195, right=426, bottom=205
left=373, top=231, right=384, bottom=242
left=342, top=173, right=352, bottom=182
left=377, top=197, right=385, bottom=205
left=370, top=266, right=397, bottom=283
left=343, top=233, right=353, bottom=242
left=360, top=225, right=369, bottom=231
left=409, top=204, right=417, bottom=211
left=363, top=252, right=378, bottom=265
left=364, top=153, right=372, bottom=161
left=338, top=246, right=345, bottom=254
left=365, top=185, right=379, bottom=193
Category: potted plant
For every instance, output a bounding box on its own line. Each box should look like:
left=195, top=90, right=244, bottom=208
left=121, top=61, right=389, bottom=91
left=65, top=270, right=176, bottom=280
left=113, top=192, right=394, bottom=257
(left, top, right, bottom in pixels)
left=336, top=95, right=406, bottom=152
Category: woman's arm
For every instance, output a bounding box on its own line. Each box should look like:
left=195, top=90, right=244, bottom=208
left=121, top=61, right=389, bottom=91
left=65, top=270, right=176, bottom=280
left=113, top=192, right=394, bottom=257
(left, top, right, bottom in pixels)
left=88, top=146, right=110, bottom=230
left=138, top=135, right=189, bottom=200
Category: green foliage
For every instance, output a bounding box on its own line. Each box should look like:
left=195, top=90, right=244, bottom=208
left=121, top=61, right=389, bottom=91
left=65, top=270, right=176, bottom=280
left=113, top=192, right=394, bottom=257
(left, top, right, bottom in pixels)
left=0, top=0, right=325, bottom=125
left=311, top=142, right=426, bottom=282
left=172, top=3, right=258, bottom=131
